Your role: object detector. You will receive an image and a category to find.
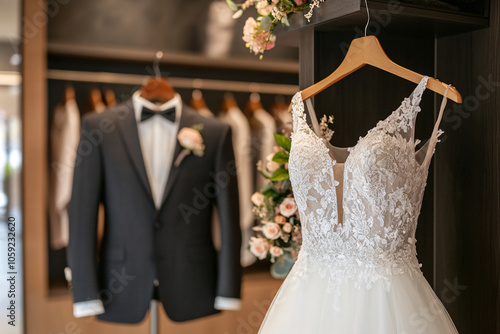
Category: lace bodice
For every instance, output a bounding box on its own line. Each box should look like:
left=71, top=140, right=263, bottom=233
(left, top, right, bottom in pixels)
left=288, top=77, right=448, bottom=310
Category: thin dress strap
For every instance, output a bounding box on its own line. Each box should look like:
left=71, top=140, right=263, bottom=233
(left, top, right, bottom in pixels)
left=305, top=98, right=322, bottom=137
left=291, top=91, right=322, bottom=137
left=422, top=85, right=450, bottom=166
left=291, top=91, right=304, bottom=133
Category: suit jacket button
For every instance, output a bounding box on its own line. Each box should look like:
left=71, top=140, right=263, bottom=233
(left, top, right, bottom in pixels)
left=154, top=221, right=160, bottom=228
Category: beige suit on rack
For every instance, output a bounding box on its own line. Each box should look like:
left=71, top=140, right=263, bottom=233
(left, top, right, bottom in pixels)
left=219, top=106, right=255, bottom=267
left=49, top=98, right=81, bottom=250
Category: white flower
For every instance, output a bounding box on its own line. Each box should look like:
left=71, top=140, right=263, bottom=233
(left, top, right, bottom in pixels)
left=251, top=192, right=265, bottom=206
left=256, top=1, right=274, bottom=16
left=249, top=237, right=269, bottom=260
left=177, top=127, right=204, bottom=157
left=279, top=197, right=298, bottom=218
left=242, top=17, right=258, bottom=44
left=266, top=153, right=281, bottom=172
left=270, top=246, right=284, bottom=257
left=262, top=222, right=281, bottom=240
left=282, top=222, right=293, bottom=233
left=266, top=160, right=280, bottom=173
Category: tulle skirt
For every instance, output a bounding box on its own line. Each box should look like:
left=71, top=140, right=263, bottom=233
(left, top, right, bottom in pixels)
left=259, top=265, right=458, bottom=334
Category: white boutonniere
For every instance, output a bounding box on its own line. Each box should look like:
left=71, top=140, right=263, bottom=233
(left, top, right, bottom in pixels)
left=174, top=124, right=205, bottom=167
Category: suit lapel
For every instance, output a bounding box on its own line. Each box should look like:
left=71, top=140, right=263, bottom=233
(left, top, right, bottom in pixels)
left=159, top=105, right=198, bottom=210
left=116, top=99, right=154, bottom=203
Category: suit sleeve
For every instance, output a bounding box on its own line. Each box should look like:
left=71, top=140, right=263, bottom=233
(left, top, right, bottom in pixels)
left=213, top=125, right=242, bottom=300
left=67, top=117, right=103, bottom=306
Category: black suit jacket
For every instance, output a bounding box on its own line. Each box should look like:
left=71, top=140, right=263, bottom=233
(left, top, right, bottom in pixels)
left=68, top=100, right=241, bottom=323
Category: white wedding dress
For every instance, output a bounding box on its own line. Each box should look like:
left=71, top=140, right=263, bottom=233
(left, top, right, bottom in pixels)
left=259, top=77, right=459, bottom=333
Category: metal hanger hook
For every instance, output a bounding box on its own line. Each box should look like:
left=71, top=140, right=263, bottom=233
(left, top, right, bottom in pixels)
left=153, top=51, right=163, bottom=78
left=364, top=0, right=370, bottom=37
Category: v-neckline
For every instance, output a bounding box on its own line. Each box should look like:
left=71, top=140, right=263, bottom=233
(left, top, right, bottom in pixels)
left=297, top=76, right=429, bottom=168
left=292, top=77, right=429, bottom=225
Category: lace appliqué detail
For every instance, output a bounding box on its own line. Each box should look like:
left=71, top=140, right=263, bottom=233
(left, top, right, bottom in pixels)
left=288, top=78, right=440, bottom=313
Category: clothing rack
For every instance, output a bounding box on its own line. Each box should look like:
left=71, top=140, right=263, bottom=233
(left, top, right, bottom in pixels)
left=47, top=69, right=299, bottom=96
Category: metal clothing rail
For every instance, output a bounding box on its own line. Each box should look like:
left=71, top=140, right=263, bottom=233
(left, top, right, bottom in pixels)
left=47, top=69, right=299, bottom=96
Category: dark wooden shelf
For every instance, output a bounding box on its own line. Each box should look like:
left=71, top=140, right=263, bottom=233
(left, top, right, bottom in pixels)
left=277, top=0, right=489, bottom=37
left=47, top=42, right=299, bottom=75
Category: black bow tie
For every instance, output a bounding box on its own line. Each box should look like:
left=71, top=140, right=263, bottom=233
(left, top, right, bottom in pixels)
left=140, top=106, right=176, bottom=123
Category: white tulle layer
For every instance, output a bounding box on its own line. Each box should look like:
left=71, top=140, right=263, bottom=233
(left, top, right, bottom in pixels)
left=259, top=266, right=458, bottom=334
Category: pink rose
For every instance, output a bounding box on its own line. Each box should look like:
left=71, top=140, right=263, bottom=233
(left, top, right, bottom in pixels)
left=242, top=17, right=258, bottom=43
left=270, top=246, right=284, bottom=257
left=279, top=197, right=298, bottom=218
left=295, top=0, right=306, bottom=5
left=242, top=19, right=276, bottom=54
left=282, top=222, right=293, bottom=233
left=265, top=34, right=276, bottom=51
left=249, top=237, right=269, bottom=260
left=177, top=128, right=204, bottom=156
left=274, top=215, right=286, bottom=224
left=262, top=222, right=281, bottom=240
left=251, top=192, right=265, bottom=206
left=256, top=1, right=274, bottom=16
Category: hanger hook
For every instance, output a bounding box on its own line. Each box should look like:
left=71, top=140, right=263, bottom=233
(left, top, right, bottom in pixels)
left=153, top=51, right=163, bottom=79
left=364, top=0, right=370, bottom=37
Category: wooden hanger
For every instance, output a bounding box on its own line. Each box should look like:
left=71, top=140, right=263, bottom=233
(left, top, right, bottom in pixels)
left=190, top=89, right=208, bottom=111
left=270, top=95, right=288, bottom=116
left=220, top=92, right=238, bottom=114
left=139, top=51, right=176, bottom=103
left=63, top=86, right=75, bottom=103
left=104, top=89, right=116, bottom=107
left=140, top=77, right=175, bottom=103
left=294, top=35, right=462, bottom=112
left=89, top=88, right=105, bottom=112
left=244, top=92, right=264, bottom=118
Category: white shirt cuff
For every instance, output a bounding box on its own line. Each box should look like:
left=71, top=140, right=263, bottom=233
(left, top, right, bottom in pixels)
left=73, top=300, right=105, bottom=318
left=214, top=296, right=241, bottom=311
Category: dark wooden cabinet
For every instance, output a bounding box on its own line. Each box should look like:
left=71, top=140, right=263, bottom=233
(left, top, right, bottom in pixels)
left=284, top=0, right=499, bottom=332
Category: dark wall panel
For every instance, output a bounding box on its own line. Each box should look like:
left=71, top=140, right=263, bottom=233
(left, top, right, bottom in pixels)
left=436, top=1, right=500, bottom=332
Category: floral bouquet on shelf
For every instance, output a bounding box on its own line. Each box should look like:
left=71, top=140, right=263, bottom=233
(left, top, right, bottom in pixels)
left=249, top=133, right=301, bottom=278
left=249, top=117, right=334, bottom=278
left=227, top=0, right=326, bottom=58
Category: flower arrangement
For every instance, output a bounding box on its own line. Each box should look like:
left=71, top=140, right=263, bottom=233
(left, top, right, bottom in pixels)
left=227, top=0, right=326, bottom=58
left=249, top=133, right=301, bottom=277
left=248, top=116, right=334, bottom=278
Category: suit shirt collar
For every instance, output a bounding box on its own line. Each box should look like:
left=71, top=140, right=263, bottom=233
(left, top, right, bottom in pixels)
left=132, top=90, right=182, bottom=124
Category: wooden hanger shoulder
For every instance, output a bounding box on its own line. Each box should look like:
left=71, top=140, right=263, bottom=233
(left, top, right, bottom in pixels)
left=300, top=36, right=462, bottom=104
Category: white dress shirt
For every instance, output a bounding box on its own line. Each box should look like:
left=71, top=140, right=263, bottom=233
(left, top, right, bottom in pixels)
left=73, top=92, right=240, bottom=318
left=132, top=91, right=181, bottom=208
left=219, top=107, right=255, bottom=267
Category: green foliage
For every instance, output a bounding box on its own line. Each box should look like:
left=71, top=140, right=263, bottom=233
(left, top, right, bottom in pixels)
left=270, top=168, right=289, bottom=181
left=272, top=151, right=289, bottom=163
left=274, top=134, right=291, bottom=152
left=226, top=0, right=238, bottom=11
